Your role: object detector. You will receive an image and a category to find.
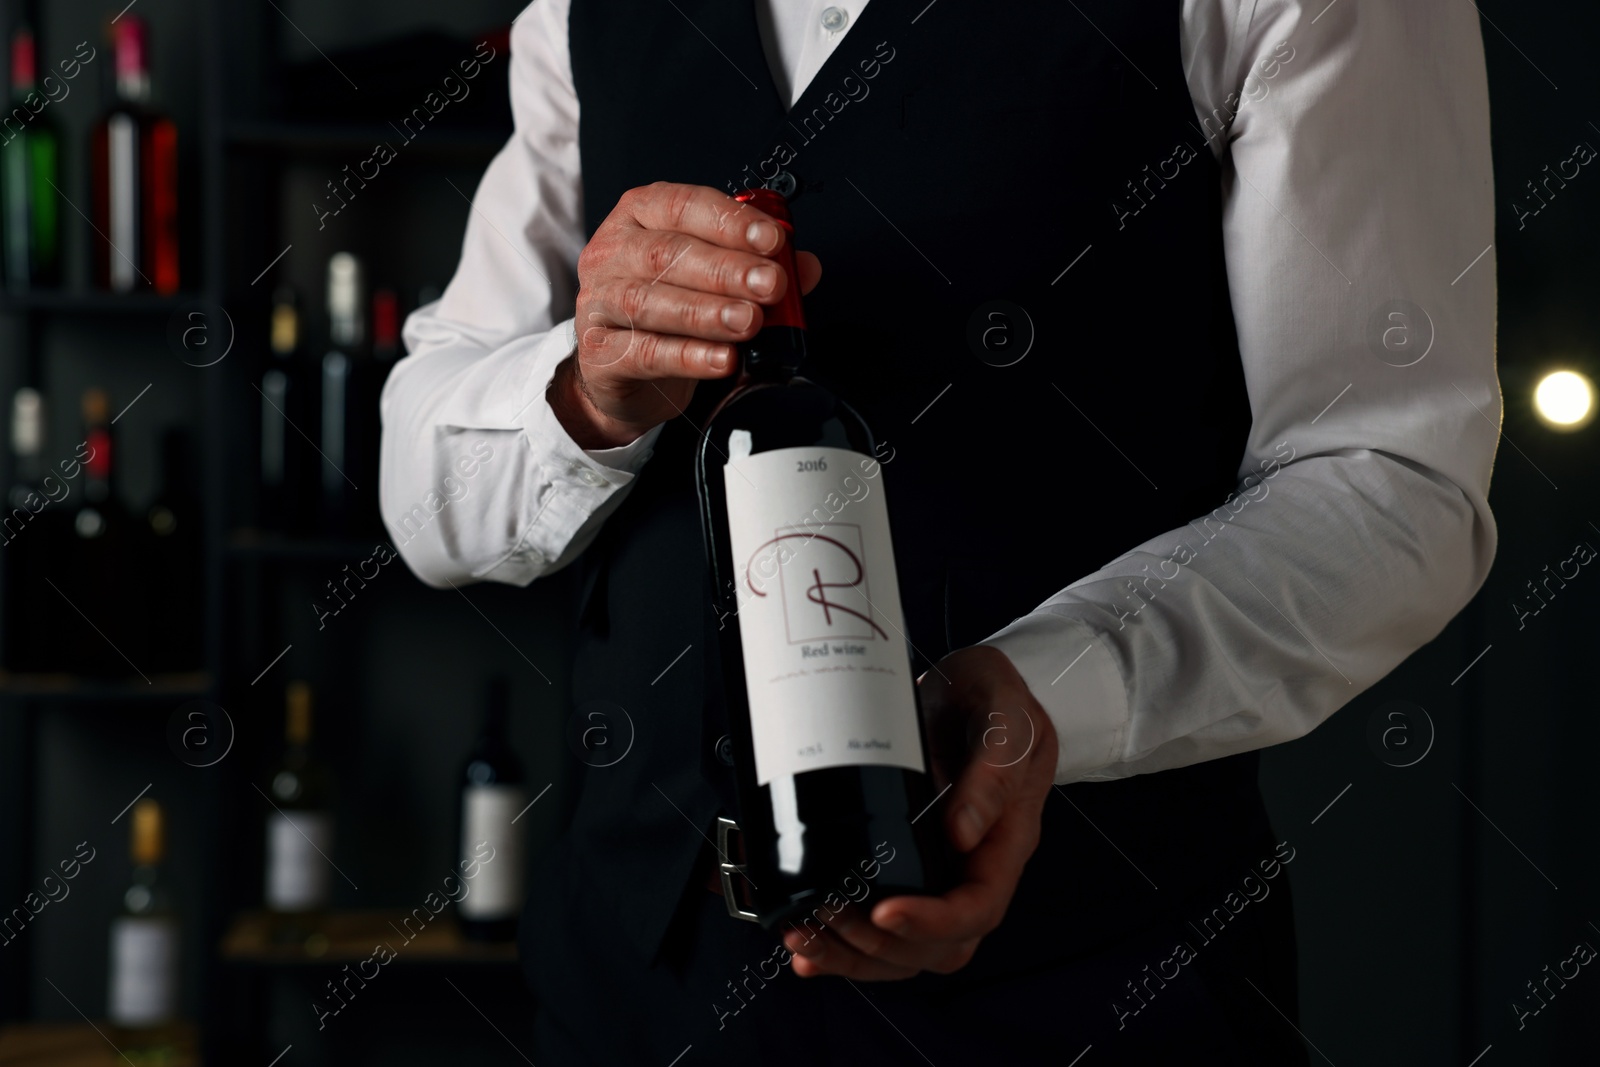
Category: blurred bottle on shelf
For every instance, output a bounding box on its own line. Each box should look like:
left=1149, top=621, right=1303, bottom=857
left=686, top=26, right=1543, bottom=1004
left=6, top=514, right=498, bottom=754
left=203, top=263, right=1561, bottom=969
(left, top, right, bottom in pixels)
left=90, top=14, right=179, bottom=294
left=457, top=676, right=526, bottom=942
left=320, top=252, right=365, bottom=534
left=371, top=287, right=400, bottom=361
left=64, top=387, right=141, bottom=677
left=142, top=427, right=202, bottom=671
left=108, top=798, right=179, bottom=1031
left=1, top=27, right=62, bottom=289
left=260, top=284, right=316, bottom=535
left=2, top=386, right=61, bottom=672
left=265, top=681, right=334, bottom=946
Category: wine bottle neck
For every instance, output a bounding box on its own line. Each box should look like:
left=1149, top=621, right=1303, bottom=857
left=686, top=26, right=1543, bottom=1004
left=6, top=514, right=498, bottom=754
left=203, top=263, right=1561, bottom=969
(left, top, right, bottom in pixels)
left=733, top=188, right=807, bottom=382
left=738, top=326, right=807, bottom=383
left=11, top=31, right=36, bottom=93
left=84, top=427, right=112, bottom=495
left=115, top=18, right=151, bottom=103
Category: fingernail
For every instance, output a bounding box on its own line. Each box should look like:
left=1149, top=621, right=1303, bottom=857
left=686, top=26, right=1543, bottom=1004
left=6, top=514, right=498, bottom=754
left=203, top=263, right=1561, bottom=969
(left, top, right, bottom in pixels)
left=746, top=220, right=780, bottom=252
left=706, top=347, right=731, bottom=371
left=746, top=264, right=777, bottom=297
left=958, top=804, right=985, bottom=846
left=721, top=303, right=754, bottom=332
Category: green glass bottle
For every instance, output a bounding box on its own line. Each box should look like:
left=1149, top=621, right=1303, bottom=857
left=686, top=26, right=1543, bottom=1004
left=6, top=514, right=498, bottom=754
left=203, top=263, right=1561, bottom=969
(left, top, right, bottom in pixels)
left=1, top=27, right=61, bottom=288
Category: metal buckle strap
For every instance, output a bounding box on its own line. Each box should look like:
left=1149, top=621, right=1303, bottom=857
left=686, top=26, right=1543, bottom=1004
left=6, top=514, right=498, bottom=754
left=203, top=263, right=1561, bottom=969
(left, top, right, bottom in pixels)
left=715, top=816, right=761, bottom=923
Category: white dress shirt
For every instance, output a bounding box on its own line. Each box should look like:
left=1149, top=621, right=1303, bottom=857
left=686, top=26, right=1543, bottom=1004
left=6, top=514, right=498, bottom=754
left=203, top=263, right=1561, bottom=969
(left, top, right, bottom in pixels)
left=378, top=0, right=1499, bottom=785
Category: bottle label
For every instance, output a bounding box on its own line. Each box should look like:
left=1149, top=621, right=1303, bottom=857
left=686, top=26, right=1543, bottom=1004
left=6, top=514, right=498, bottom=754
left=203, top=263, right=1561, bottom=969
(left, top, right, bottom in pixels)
left=108, top=916, right=178, bottom=1026
left=723, top=445, right=925, bottom=785
left=265, top=810, right=333, bottom=911
left=459, top=785, right=527, bottom=919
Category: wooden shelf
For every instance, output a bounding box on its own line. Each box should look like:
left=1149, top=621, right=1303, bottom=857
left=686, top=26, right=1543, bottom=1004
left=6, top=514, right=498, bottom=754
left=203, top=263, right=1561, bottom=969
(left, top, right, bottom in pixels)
left=219, top=910, right=517, bottom=967
left=0, top=672, right=211, bottom=702
left=0, top=1021, right=197, bottom=1066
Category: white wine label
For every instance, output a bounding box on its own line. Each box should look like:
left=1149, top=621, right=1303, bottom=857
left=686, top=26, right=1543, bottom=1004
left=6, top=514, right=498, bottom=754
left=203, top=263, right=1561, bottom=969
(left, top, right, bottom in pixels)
left=265, top=810, right=333, bottom=912
left=108, top=916, right=178, bottom=1026
left=723, top=445, right=925, bottom=785
left=459, top=785, right=526, bottom=919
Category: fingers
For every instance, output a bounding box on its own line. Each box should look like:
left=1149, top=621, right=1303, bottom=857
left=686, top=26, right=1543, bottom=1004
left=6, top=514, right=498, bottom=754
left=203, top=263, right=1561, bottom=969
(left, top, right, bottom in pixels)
left=619, top=229, right=791, bottom=304
left=793, top=903, right=983, bottom=978
left=871, top=807, right=1038, bottom=946
left=621, top=182, right=788, bottom=255
left=587, top=276, right=766, bottom=346
left=776, top=803, right=1038, bottom=978
left=946, top=703, right=1041, bottom=851
left=796, top=251, right=822, bottom=295
left=578, top=326, right=736, bottom=381
left=783, top=924, right=922, bottom=982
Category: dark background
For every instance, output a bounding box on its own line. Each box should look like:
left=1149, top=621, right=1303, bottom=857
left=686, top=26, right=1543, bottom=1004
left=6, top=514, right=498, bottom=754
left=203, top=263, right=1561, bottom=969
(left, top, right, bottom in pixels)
left=0, top=0, right=1595, bottom=1064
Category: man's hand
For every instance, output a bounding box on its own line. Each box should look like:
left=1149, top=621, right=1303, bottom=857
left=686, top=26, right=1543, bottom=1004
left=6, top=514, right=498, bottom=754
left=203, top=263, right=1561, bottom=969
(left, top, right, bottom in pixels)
left=551, top=182, right=822, bottom=450
left=782, top=645, right=1059, bottom=980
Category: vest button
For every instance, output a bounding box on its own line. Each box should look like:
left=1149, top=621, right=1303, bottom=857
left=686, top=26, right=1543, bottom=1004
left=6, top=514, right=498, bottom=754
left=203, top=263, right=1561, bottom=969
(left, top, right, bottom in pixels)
left=715, top=734, right=736, bottom=767
left=768, top=170, right=798, bottom=199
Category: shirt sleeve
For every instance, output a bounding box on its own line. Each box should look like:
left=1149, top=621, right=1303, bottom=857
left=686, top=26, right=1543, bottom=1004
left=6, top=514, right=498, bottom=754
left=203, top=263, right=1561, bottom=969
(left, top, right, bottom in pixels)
left=378, top=0, right=662, bottom=590
left=982, top=0, right=1500, bottom=783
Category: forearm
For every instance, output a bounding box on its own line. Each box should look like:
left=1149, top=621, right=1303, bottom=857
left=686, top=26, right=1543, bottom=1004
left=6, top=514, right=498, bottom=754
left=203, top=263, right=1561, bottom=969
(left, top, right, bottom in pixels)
left=987, top=448, right=1494, bottom=782
left=379, top=317, right=660, bottom=588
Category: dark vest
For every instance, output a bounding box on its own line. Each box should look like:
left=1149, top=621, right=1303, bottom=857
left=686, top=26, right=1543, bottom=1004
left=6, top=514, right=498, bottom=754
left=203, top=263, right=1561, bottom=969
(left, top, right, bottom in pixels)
left=547, top=0, right=1271, bottom=984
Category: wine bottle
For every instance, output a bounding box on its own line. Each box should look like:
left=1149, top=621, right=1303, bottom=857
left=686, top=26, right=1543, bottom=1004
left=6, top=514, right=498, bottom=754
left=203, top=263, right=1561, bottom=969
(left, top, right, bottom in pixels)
left=108, top=798, right=178, bottom=1028
left=371, top=287, right=400, bottom=362
left=264, top=682, right=334, bottom=934
left=2, top=387, right=56, bottom=671
left=65, top=388, right=139, bottom=677
left=320, top=253, right=364, bottom=534
left=1, top=27, right=62, bottom=288
left=696, top=189, right=952, bottom=928
left=142, top=428, right=201, bottom=671
left=89, top=14, right=179, bottom=294
left=261, top=284, right=315, bottom=534
left=456, top=677, right=526, bottom=942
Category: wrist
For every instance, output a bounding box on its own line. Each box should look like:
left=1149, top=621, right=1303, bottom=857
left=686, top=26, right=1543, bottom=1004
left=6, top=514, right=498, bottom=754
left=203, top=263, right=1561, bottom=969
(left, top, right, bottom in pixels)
left=548, top=355, right=651, bottom=451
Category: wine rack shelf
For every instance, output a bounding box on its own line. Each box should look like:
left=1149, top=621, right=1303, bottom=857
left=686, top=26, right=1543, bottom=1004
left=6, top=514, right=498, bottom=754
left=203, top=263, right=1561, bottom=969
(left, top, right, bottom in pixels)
left=0, top=1021, right=198, bottom=1066
left=0, top=672, right=211, bottom=702
left=219, top=910, right=518, bottom=967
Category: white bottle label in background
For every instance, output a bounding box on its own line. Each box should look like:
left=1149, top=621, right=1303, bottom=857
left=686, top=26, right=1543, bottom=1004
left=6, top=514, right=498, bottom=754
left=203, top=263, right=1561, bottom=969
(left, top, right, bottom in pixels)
left=459, top=785, right=526, bottom=919
left=107, top=114, right=139, bottom=293
left=265, top=810, right=333, bottom=911
left=108, top=916, right=178, bottom=1026
left=723, top=445, right=925, bottom=785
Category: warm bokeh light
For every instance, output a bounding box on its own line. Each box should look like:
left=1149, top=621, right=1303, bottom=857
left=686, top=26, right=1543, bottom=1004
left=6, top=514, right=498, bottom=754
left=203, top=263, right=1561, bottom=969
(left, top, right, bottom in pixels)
left=1533, top=370, right=1595, bottom=429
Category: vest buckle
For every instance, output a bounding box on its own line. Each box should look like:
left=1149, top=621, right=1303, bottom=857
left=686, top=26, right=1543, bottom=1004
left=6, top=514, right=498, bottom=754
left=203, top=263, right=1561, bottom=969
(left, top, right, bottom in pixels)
left=715, top=815, right=761, bottom=923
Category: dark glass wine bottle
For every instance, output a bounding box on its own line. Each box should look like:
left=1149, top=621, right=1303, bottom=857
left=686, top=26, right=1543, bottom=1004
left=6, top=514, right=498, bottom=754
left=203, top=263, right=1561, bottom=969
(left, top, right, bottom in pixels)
left=264, top=681, right=333, bottom=944
left=142, top=428, right=201, bottom=671
left=261, top=284, right=315, bottom=534
left=66, top=388, right=140, bottom=677
left=320, top=252, right=364, bottom=534
left=108, top=798, right=179, bottom=1030
left=696, top=189, right=952, bottom=929
left=371, top=287, right=400, bottom=362
left=89, top=14, right=179, bottom=294
left=2, top=387, right=57, bottom=671
left=456, top=676, right=527, bottom=942
left=1, top=27, right=62, bottom=288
